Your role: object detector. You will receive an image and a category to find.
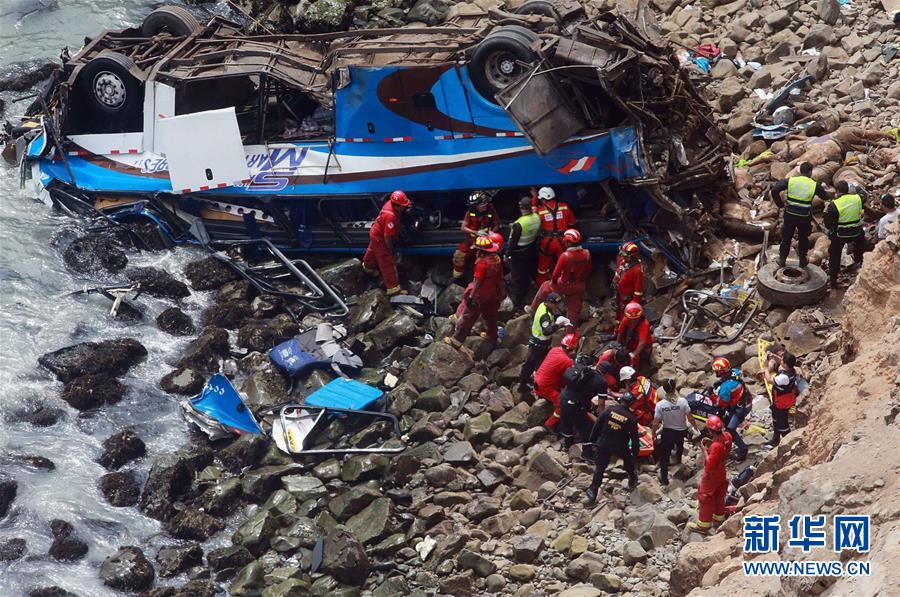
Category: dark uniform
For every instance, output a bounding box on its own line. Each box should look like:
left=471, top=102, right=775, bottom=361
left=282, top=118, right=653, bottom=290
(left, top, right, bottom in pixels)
left=506, top=203, right=541, bottom=309
left=770, top=175, right=830, bottom=267
left=586, top=402, right=640, bottom=501
left=518, top=299, right=560, bottom=387
left=559, top=360, right=608, bottom=448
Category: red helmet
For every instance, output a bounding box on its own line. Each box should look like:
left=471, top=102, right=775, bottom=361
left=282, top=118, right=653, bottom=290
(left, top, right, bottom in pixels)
left=624, top=302, right=643, bottom=319
left=474, top=235, right=498, bottom=253
left=489, top=231, right=505, bottom=249
left=620, top=241, right=639, bottom=255
left=563, top=228, right=582, bottom=244
left=390, top=190, right=411, bottom=207
left=712, top=357, right=731, bottom=375
left=706, top=415, right=724, bottom=431
left=561, top=333, right=579, bottom=350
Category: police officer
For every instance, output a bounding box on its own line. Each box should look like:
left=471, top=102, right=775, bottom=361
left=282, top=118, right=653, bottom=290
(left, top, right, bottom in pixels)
left=824, top=180, right=865, bottom=288
left=518, top=293, right=569, bottom=390
left=651, top=378, right=696, bottom=485
left=769, top=162, right=830, bottom=268
left=506, top=197, right=541, bottom=310
left=559, top=354, right=608, bottom=449
left=585, top=392, right=640, bottom=505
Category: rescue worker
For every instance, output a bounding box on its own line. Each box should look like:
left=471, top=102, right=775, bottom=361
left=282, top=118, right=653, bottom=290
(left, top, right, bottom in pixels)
left=614, top=365, right=636, bottom=399
left=628, top=375, right=658, bottom=427
left=362, top=190, right=411, bottom=295
left=585, top=392, right=640, bottom=505
left=559, top=354, right=608, bottom=449
left=535, top=187, right=576, bottom=285
left=615, top=302, right=653, bottom=371
left=651, top=378, right=696, bottom=485
left=489, top=230, right=505, bottom=252
left=765, top=373, right=797, bottom=449
left=446, top=236, right=506, bottom=346
left=612, top=241, right=644, bottom=321
left=769, top=162, right=830, bottom=268
left=518, top=293, right=569, bottom=390
left=710, top=357, right=749, bottom=462
left=595, top=346, right=631, bottom=393
left=687, top=415, right=732, bottom=534
left=505, top=197, right=541, bottom=310
left=534, top=332, right=579, bottom=430
left=877, top=194, right=898, bottom=240
left=530, top=228, right=591, bottom=326
left=823, top=180, right=865, bottom=288
left=452, top=191, right=500, bottom=281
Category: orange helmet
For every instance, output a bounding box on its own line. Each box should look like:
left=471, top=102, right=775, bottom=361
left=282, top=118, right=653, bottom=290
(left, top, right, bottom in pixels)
left=489, top=231, right=505, bottom=249
left=620, top=241, right=639, bottom=255
left=706, top=415, right=724, bottom=431
left=390, top=190, right=411, bottom=207
left=712, top=357, right=731, bottom=375
left=561, top=333, right=579, bottom=350
left=563, top=228, right=582, bottom=244
left=474, top=235, right=498, bottom=253
left=624, top=302, right=643, bottom=319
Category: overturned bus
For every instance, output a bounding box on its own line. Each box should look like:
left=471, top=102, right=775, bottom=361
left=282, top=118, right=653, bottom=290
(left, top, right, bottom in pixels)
left=6, top=3, right=728, bottom=266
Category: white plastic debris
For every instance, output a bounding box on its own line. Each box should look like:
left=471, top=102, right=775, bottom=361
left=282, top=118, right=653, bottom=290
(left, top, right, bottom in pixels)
left=416, top=536, right=437, bottom=560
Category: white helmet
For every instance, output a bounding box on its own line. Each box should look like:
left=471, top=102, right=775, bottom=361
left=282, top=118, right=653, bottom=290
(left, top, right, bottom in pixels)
left=774, top=373, right=791, bottom=386
left=538, top=186, right=556, bottom=201
left=619, top=366, right=635, bottom=381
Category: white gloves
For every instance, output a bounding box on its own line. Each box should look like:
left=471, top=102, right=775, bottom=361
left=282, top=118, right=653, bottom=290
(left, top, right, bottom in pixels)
left=555, top=316, right=572, bottom=326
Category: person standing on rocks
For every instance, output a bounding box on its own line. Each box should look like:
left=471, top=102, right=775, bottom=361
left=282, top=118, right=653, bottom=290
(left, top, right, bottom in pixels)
left=585, top=392, right=640, bottom=505
left=534, top=186, right=576, bottom=285
left=876, top=194, right=898, bottom=240
left=505, top=197, right=541, bottom=310
left=529, top=228, right=591, bottom=328
left=769, top=162, right=830, bottom=268
left=362, top=190, right=411, bottom=296
left=687, top=414, right=732, bottom=534
left=518, top=293, right=568, bottom=391
left=558, top=354, right=608, bottom=449
left=615, top=302, right=653, bottom=371
left=651, top=378, right=696, bottom=486
left=533, top=332, right=579, bottom=430
left=824, top=180, right=865, bottom=288
left=452, top=191, right=500, bottom=282
left=710, top=357, right=749, bottom=462
left=611, top=241, right=644, bottom=321
left=446, top=236, right=506, bottom=347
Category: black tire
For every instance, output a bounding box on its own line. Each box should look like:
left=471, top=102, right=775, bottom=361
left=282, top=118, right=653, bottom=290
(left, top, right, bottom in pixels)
left=75, top=52, right=144, bottom=119
left=514, top=0, right=562, bottom=23
left=468, top=25, right=539, bottom=102
left=757, top=261, right=828, bottom=307
left=141, top=6, right=201, bottom=37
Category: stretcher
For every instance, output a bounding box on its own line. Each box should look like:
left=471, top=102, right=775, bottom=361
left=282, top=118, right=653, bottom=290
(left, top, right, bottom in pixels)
left=686, top=391, right=767, bottom=436
left=758, top=336, right=775, bottom=404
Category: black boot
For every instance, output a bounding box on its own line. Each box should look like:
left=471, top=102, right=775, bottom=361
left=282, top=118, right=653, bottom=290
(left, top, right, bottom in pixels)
left=731, top=448, right=748, bottom=462
left=628, top=476, right=638, bottom=490
left=658, top=469, right=669, bottom=486
left=585, top=486, right=598, bottom=505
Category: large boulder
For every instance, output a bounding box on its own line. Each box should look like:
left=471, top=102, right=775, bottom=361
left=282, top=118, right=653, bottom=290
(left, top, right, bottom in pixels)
left=346, top=497, right=394, bottom=545
left=232, top=508, right=279, bottom=555
left=328, top=486, right=383, bottom=520
left=156, top=543, right=203, bottom=578
left=321, top=527, right=371, bottom=586
left=39, top=338, right=147, bottom=382
left=100, top=472, right=141, bottom=507
left=236, top=316, right=299, bottom=352
left=207, top=545, right=254, bottom=574
left=100, top=546, right=155, bottom=592
left=125, top=267, right=190, bottom=299
left=60, top=374, right=126, bottom=410
left=139, top=448, right=212, bottom=521
left=98, top=428, right=146, bottom=470
left=317, top=258, right=369, bottom=297
left=347, top=289, right=392, bottom=333
left=193, top=478, right=243, bottom=517
left=48, top=520, right=88, bottom=562
left=160, top=367, right=206, bottom=396
left=367, top=312, right=418, bottom=353
left=184, top=257, right=238, bottom=291
left=175, top=327, right=229, bottom=372
left=405, top=341, right=473, bottom=390
left=0, top=478, right=17, bottom=518
left=0, top=537, right=26, bottom=561
left=669, top=533, right=734, bottom=596
left=165, top=507, right=225, bottom=541
left=63, top=232, right=128, bottom=275
left=156, top=307, right=196, bottom=336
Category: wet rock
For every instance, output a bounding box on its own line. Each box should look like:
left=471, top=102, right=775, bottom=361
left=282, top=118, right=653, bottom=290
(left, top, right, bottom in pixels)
left=346, top=497, right=393, bottom=544
left=230, top=561, right=265, bottom=596
left=28, top=587, right=78, bottom=597
left=297, top=0, right=353, bottom=31
left=233, top=508, right=279, bottom=555
left=193, top=478, right=243, bottom=517
left=48, top=520, right=88, bottom=562
left=176, top=327, right=229, bottom=372
left=0, top=537, right=26, bottom=561
left=0, top=60, right=57, bottom=93
left=328, top=486, right=382, bottom=520
left=99, top=428, right=147, bottom=470
left=347, top=289, right=392, bottom=333
left=341, top=454, right=389, bottom=483
left=140, top=448, right=213, bottom=521
left=322, top=527, right=370, bottom=586
left=240, top=364, right=289, bottom=410
left=6, top=404, right=64, bottom=427
left=156, top=307, right=196, bottom=336
left=184, top=257, right=238, bottom=291
left=61, top=374, right=126, bottom=411
left=63, top=232, right=128, bottom=275
left=160, top=367, right=206, bottom=396
left=9, top=454, right=55, bottom=471
left=207, top=545, right=254, bottom=574
left=0, top=478, right=17, bottom=518
left=317, top=258, right=368, bottom=297
left=100, top=546, right=154, bottom=591
left=165, top=507, right=225, bottom=541
left=405, top=341, right=473, bottom=390
left=241, top=464, right=300, bottom=502
left=39, top=338, right=147, bottom=382
left=204, top=299, right=253, bottom=330
left=157, top=543, right=203, bottom=578
left=126, top=267, right=190, bottom=299
left=219, top=435, right=268, bottom=473
left=237, top=316, right=299, bottom=352
left=100, top=471, right=141, bottom=507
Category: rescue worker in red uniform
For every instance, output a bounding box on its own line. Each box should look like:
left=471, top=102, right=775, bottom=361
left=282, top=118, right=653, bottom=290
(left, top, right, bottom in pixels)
left=535, top=186, right=576, bottom=285
left=534, top=332, right=578, bottom=430
left=452, top=191, right=500, bottom=281
left=615, top=302, right=653, bottom=371
left=446, top=236, right=506, bottom=346
left=627, top=375, right=658, bottom=426
left=595, top=347, right=631, bottom=393
left=363, top=191, right=410, bottom=295
left=688, top=415, right=732, bottom=534
left=530, top=228, right=591, bottom=327
left=612, top=241, right=644, bottom=321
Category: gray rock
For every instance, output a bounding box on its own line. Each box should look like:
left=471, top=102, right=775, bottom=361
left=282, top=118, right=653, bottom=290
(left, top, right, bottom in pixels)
left=368, top=312, right=418, bottom=353
left=622, top=540, right=648, bottom=565
left=764, top=9, right=790, bottom=30
left=591, top=572, right=623, bottom=592
left=156, top=543, right=202, bottom=578
left=176, top=326, right=229, bottom=372
left=241, top=464, right=300, bottom=501
left=347, top=289, right=392, bottom=333
left=458, top=548, right=497, bottom=577
left=436, top=284, right=465, bottom=316
left=164, top=507, right=225, bottom=541
left=415, top=387, right=450, bottom=412
left=494, top=402, right=530, bottom=430
left=405, top=341, right=473, bottom=390
left=482, top=511, right=516, bottom=537
left=464, top=496, right=501, bottom=521
left=818, top=0, right=841, bottom=24
left=317, top=258, right=368, bottom=297
left=438, top=569, right=474, bottom=595
left=341, top=454, right=389, bottom=482
left=193, top=477, right=243, bottom=517
left=230, top=560, right=265, bottom=597
left=463, top=412, right=492, bottom=442
left=511, top=534, right=544, bottom=563
left=160, top=366, right=205, bottom=396
left=232, top=508, right=279, bottom=555
left=282, top=475, right=326, bottom=502
left=322, top=528, right=370, bottom=586
left=565, top=552, right=606, bottom=581
left=100, top=546, right=154, bottom=591
left=346, top=498, right=394, bottom=544
left=328, top=486, right=382, bottom=520
left=443, top=441, right=477, bottom=465
left=207, top=545, right=254, bottom=573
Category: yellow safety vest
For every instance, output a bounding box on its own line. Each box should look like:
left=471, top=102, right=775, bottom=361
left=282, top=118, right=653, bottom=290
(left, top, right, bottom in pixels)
left=833, top=194, right=862, bottom=238
left=515, top=213, right=540, bottom=247
left=785, top=175, right=816, bottom=217
left=531, top=301, right=550, bottom=340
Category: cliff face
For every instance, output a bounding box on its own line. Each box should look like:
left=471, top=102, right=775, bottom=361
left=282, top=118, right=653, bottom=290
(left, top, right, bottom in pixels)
left=670, top=226, right=900, bottom=596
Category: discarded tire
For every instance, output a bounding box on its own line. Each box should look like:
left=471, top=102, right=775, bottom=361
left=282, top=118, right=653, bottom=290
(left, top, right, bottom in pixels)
left=75, top=52, right=143, bottom=118
left=514, top=0, right=562, bottom=23
left=468, top=26, right=539, bottom=102
left=757, top=262, right=828, bottom=307
left=141, top=6, right=201, bottom=37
